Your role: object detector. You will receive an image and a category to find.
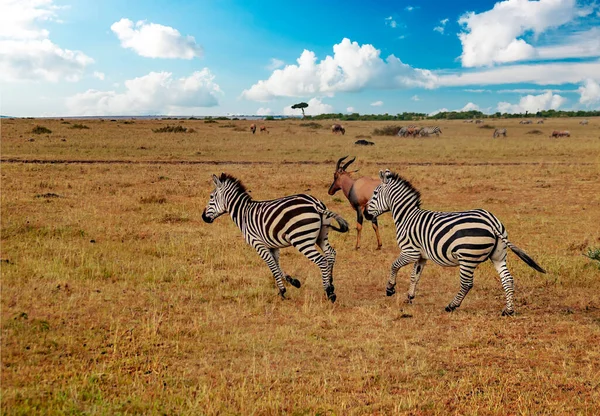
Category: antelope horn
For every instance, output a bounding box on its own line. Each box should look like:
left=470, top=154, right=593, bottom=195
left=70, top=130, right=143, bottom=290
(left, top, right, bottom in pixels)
left=336, top=156, right=348, bottom=170
left=342, top=156, right=356, bottom=170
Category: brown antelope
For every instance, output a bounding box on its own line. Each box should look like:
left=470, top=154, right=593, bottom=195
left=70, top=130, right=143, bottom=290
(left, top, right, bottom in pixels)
left=328, top=156, right=382, bottom=250
left=260, top=125, right=269, bottom=133
left=331, top=124, right=346, bottom=135
left=250, top=123, right=256, bottom=134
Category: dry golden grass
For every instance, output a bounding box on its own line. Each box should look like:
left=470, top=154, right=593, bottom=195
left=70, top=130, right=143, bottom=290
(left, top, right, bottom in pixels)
left=1, top=117, right=600, bottom=414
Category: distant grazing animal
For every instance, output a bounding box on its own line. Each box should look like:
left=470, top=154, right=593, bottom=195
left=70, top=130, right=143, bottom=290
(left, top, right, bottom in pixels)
left=493, top=128, right=507, bottom=138
left=202, top=173, right=349, bottom=302
left=520, top=120, right=533, bottom=124
left=475, top=119, right=483, bottom=124
left=260, top=125, right=268, bottom=133
left=464, top=119, right=474, bottom=123
left=580, top=120, right=589, bottom=125
left=250, top=124, right=256, bottom=134
left=550, top=130, right=570, bottom=138
left=331, top=124, right=346, bottom=135
left=537, top=120, right=544, bottom=124
left=328, top=156, right=382, bottom=250
left=405, top=126, right=421, bottom=137
left=364, top=169, right=546, bottom=316
left=355, top=139, right=375, bottom=146
left=419, top=126, right=442, bottom=137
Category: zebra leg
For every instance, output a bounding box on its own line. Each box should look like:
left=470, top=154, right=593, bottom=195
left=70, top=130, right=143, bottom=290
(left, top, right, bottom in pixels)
left=255, top=245, right=287, bottom=298
left=406, top=258, right=427, bottom=303
left=490, top=247, right=515, bottom=316
left=356, top=209, right=363, bottom=250
left=294, top=242, right=336, bottom=303
left=272, top=248, right=301, bottom=289
left=387, top=252, right=420, bottom=297
left=317, top=227, right=336, bottom=286
left=371, top=217, right=382, bottom=250
left=445, top=261, right=477, bottom=312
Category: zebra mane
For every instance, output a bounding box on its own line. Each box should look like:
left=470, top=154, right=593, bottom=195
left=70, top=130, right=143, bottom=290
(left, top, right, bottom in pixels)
left=219, top=173, right=249, bottom=194
left=387, top=171, right=422, bottom=208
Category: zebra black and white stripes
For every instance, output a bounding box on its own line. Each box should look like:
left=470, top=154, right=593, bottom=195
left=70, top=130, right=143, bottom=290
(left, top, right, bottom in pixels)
left=202, top=173, right=349, bottom=302
left=419, top=126, right=442, bottom=137
left=364, top=170, right=545, bottom=315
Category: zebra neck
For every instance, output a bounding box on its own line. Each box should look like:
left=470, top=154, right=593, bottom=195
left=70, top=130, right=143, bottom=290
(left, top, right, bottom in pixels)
left=227, top=191, right=252, bottom=226
left=390, top=195, right=419, bottom=225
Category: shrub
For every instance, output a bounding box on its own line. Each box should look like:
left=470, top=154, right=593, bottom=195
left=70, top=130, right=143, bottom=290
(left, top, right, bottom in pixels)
left=584, top=247, right=600, bottom=269
left=372, top=125, right=401, bottom=136
left=478, top=124, right=495, bottom=129
left=526, top=129, right=544, bottom=135
left=218, top=124, right=237, bottom=128
left=204, top=119, right=218, bottom=124
left=152, top=125, right=188, bottom=133
left=71, top=123, right=89, bottom=129
left=31, top=126, right=52, bottom=134
left=299, top=122, right=323, bottom=129
left=122, top=120, right=135, bottom=124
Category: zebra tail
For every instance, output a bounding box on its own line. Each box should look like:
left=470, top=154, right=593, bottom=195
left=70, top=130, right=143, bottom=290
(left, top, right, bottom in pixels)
left=496, top=232, right=546, bottom=274
left=319, top=209, right=349, bottom=233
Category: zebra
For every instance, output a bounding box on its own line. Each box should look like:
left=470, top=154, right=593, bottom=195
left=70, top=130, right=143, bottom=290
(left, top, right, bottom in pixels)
left=519, top=120, right=533, bottom=124
left=202, top=173, right=349, bottom=302
left=364, top=169, right=546, bottom=315
left=580, top=120, right=589, bottom=125
left=419, top=126, right=442, bottom=137
left=493, top=128, right=507, bottom=138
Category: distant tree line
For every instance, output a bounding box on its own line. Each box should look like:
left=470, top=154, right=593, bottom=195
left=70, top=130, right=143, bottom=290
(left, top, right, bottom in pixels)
left=300, top=109, right=599, bottom=121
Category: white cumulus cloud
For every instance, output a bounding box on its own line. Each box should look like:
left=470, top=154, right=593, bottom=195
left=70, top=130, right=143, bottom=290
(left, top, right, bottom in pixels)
left=497, top=90, right=566, bottom=113
left=66, top=69, right=222, bottom=116
left=411, top=95, right=420, bottom=101
left=93, top=71, right=105, bottom=80
left=256, top=107, right=273, bottom=115
left=283, top=97, right=333, bottom=116
left=0, top=0, right=94, bottom=82
left=241, top=38, right=436, bottom=101
left=460, top=102, right=480, bottom=111
left=111, top=18, right=203, bottom=59
left=371, top=100, right=383, bottom=107
left=346, top=106, right=355, bottom=112
left=458, top=0, right=584, bottom=67
left=578, top=79, right=600, bottom=107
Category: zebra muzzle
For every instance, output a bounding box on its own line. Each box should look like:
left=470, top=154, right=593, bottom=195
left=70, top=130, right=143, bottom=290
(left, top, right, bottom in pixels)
left=201, top=209, right=214, bottom=223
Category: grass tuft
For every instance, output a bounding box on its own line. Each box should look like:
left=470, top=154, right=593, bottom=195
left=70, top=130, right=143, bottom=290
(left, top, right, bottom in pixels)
left=31, top=125, right=52, bottom=134
left=372, top=125, right=401, bottom=136
left=152, top=125, right=188, bottom=133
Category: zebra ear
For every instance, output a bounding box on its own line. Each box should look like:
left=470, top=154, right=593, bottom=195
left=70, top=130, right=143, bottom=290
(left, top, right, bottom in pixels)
left=379, top=170, right=386, bottom=182
left=212, top=174, right=222, bottom=188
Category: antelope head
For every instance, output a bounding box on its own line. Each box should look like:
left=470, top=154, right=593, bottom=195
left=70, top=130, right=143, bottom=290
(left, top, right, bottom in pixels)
left=328, top=155, right=357, bottom=195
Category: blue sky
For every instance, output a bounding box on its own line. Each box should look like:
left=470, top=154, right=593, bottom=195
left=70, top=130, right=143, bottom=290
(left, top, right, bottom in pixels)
left=1, top=0, right=599, bottom=117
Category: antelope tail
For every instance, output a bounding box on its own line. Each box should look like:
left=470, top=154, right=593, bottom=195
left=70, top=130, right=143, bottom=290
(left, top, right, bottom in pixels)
left=495, top=231, right=546, bottom=273
left=318, top=208, right=349, bottom=233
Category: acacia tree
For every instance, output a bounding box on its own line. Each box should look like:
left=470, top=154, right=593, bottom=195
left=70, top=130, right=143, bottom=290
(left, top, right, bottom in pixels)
left=291, top=102, right=309, bottom=118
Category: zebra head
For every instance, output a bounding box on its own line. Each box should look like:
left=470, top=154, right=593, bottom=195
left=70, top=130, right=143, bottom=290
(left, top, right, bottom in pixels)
left=202, top=174, right=229, bottom=223
left=364, top=169, right=393, bottom=220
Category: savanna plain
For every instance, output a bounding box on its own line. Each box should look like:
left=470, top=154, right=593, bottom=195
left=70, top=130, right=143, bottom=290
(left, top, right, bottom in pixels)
left=2, top=117, right=600, bottom=415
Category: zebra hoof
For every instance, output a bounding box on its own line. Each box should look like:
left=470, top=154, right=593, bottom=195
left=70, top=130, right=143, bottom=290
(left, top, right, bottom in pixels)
left=279, top=288, right=287, bottom=299
left=445, top=305, right=456, bottom=313
left=325, top=285, right=336, bottom=302
left=501, top=309, right=515, bottom=317
left=386, top=286, right=396, bottom=297
left=289, top=278, right=301, bottom=288
left=404, top=295, right=414, bottom=304
left=328, top=293, right=337, bottom=303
